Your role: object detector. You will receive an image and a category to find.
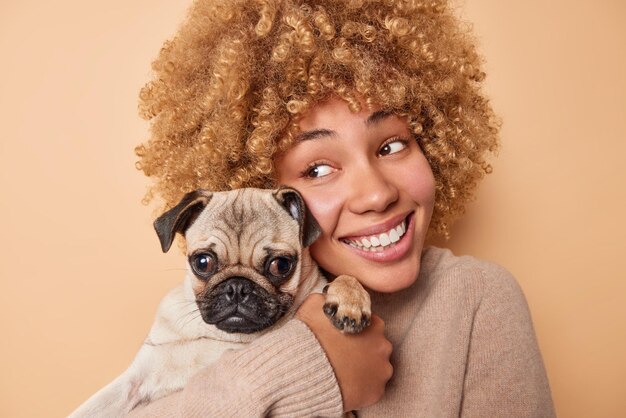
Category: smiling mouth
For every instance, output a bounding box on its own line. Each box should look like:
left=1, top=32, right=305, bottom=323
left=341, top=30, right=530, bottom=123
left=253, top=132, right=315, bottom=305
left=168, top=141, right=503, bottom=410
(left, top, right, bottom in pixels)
left=341, top=215, right=410, bottom=252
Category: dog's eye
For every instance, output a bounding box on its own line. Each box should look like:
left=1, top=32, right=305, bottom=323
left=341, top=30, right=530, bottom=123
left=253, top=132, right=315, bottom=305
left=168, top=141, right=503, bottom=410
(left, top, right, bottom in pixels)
left=267, top=257, right=294, bottom=279
left=191, top=253, right=217, bottom=278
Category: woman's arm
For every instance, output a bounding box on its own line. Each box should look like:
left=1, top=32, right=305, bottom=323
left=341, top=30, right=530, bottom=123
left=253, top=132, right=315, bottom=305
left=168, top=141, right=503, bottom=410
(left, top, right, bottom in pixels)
left=127, top=319, right=342, bottom=417
left=128, top=296, right=392, bottom=417
left=460, top=266, right=556, bottom=417
left=296, top=294, right=394, bottom=412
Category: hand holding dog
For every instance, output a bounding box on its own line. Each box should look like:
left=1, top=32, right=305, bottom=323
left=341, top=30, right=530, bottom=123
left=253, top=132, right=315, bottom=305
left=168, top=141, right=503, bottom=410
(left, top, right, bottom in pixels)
left=296, top=293, right=393, bottom=413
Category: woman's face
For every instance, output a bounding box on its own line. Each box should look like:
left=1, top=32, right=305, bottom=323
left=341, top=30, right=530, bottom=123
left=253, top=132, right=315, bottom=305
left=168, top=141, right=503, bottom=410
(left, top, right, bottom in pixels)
left=275, top=97, right=436, bottom=293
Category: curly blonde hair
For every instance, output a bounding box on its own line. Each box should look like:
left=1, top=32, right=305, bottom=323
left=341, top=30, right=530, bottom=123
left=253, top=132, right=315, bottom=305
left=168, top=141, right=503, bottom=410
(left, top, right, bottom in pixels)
left=136, top=0, right=500, bottom=236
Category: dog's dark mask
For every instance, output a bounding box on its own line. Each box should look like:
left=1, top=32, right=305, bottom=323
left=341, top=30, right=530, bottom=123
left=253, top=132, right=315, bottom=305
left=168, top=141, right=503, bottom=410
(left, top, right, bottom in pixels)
left=197, top=276, right=294, bottom=334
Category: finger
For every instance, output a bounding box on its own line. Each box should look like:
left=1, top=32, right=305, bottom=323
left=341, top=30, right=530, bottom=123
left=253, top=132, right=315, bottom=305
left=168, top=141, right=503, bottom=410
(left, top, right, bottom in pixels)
left=385, top=363, right=394, bottom=380
left=384, top=340, right=393, bottom=357
left=368, top=314, right=385, bottom=331
left=297, top=293, right=324, bottom=313
left=304, top=293, right=325, bottom=304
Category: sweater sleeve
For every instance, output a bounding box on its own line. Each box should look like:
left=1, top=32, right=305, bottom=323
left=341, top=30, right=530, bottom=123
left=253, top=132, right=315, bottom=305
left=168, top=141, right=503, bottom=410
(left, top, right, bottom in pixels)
left=460, top=265, right=556, bottom=417
left=127, top=319, right=344, bottom=418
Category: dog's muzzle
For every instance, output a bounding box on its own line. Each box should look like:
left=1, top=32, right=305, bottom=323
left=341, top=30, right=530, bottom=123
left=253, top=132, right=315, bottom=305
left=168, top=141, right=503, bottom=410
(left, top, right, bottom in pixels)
left=198, top=277, right=292, bottom=334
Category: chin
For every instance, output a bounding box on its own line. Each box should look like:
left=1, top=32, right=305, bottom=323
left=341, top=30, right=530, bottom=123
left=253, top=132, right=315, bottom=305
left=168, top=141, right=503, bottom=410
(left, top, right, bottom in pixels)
left=362, top=271, right=419, bottom=293
left=333, top=259, right=421, bottom=293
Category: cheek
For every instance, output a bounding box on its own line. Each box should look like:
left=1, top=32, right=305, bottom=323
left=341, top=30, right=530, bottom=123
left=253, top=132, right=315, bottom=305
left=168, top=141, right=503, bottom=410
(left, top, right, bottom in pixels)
left=294, top=189, right=344, bottom=276
left=309, top=240, right=330, bottom=274
left=401, top=155, right=436, bottom=211
left=411, top=172, right=436, bottom=209
left=300, top=189, right=344, bottom=238
left=191, top=277, right=206, bottom=295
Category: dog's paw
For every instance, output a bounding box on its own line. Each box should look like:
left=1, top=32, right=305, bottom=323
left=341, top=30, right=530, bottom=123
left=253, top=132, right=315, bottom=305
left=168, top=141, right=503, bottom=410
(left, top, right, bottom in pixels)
left=322, top=275, right=371, bottom=334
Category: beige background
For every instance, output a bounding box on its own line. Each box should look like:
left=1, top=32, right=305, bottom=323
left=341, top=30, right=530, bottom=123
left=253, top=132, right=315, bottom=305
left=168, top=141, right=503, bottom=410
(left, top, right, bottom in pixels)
left=1, top=0, right=624, bottom=417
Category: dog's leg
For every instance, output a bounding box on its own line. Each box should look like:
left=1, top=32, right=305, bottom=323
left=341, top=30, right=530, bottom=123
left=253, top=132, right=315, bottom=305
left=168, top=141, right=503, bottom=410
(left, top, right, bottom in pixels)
left=67, top=370, right=145, bottom=418
left=323, top=275, right=371, bottom=334
left=68, top=340, right=171, bottom=417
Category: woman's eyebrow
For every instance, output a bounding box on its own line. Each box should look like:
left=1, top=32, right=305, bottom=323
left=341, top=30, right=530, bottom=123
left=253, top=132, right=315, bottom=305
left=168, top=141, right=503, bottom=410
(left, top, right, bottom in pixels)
left=365, top=110, right=393, bottom=126
left=295, top=128, right=335, bottom=142
left=295, top=110, right=393, bottom=142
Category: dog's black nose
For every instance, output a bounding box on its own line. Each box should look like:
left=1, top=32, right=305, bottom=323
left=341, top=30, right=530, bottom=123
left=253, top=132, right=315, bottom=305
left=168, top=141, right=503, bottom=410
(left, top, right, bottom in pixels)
left=222, top=277, right=253, bottom=303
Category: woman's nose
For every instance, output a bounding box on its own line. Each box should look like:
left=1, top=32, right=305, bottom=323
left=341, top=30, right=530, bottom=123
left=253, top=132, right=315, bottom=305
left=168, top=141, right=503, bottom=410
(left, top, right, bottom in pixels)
left=346, top=165, right=398, bottom=214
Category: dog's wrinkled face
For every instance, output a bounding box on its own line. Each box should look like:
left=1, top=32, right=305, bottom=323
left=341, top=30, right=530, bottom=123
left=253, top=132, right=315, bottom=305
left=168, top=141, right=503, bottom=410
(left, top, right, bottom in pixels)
left=187, top=200, right=300, bottom=334
left=154, top=188, right=320, bottom=334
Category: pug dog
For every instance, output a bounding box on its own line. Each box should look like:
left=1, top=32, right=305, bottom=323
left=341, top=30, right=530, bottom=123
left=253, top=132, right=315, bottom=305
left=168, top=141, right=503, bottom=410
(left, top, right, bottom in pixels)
left=69, top=187, right=371, bottom=417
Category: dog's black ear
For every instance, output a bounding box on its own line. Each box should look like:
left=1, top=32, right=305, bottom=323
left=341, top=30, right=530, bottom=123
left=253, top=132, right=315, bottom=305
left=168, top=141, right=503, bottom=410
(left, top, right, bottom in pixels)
left=274, top=186, right=321, bottom=248
left=154, top=190, right=213, bottom=253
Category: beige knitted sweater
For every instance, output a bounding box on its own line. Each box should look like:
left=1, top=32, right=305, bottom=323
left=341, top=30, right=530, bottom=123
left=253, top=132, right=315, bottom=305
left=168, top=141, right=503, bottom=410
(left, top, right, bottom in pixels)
left=128, top=247, right=555, bottom=417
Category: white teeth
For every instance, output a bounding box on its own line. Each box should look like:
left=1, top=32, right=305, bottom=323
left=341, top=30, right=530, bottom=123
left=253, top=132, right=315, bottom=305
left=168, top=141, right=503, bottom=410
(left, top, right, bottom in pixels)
left=379, top=233, right=390, bottom=246
left=344, top=219, right=408, bottom=251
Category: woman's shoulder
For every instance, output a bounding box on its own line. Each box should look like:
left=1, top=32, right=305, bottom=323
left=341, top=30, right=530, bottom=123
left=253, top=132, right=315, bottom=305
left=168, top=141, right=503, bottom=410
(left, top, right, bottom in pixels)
left=419, top=246, right=526, bottom=303
left=372, top=247, right=536, bottom=349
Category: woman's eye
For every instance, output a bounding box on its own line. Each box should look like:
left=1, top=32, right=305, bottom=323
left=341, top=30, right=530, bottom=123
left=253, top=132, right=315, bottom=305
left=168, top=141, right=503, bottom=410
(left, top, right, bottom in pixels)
left=379, top=139, right=407, bottom=156
left=305, top=164, right=334, bottom=178
left=191, top=253, right=217, bottom=277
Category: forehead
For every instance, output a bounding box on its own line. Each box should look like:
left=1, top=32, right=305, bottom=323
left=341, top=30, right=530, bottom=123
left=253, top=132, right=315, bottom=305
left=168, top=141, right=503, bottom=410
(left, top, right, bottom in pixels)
left=185, top=190, right=300, bottom=259
left=298, top=98, right=375, bottom=132
left=294, top=98, right=410, bottom=144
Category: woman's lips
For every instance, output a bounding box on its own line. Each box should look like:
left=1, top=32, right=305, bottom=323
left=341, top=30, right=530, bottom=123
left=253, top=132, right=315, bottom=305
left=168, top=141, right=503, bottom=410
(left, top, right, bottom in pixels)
left=341, top=212, right=409, bottom=238
left=340, top=213, right=415, bottom=263
left=342, top=218, right=407, bottom=250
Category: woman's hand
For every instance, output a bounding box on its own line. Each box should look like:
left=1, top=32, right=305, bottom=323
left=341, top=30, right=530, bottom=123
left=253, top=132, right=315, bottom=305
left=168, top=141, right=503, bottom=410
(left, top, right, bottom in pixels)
left=296, top=293, right=393, bottom=412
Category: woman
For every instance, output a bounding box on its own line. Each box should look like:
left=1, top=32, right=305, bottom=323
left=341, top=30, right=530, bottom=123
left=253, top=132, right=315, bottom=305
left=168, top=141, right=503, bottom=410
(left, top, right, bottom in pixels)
left=131, top=0, right=555, bottom=416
